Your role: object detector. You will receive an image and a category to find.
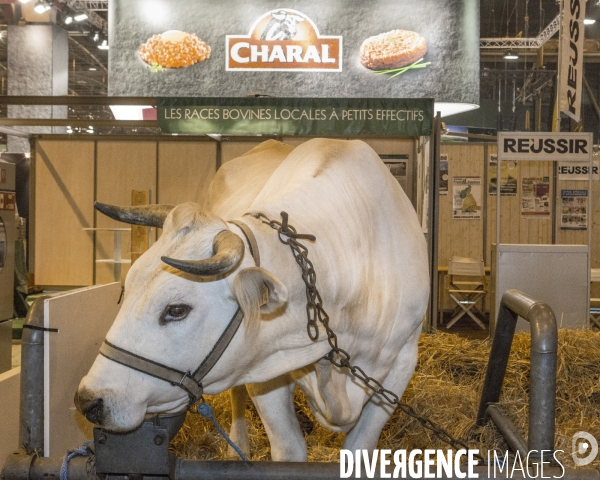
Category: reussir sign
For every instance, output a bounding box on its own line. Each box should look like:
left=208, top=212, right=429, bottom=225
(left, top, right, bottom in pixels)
left=559, top=0, right=586, bottom=121
left=497, top=132, right=593, bottom=162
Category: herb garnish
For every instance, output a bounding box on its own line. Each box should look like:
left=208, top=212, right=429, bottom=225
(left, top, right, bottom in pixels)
left=373, top=58, right=431, bottom=79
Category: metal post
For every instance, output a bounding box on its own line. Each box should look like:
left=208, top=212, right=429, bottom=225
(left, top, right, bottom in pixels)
left=114, top=230, right=122, bottom=282
left=428, top=112, right=441, bottom=331
left=19, top=296, right=49, bottom=454
left=477, top=289, right=557, bottom=458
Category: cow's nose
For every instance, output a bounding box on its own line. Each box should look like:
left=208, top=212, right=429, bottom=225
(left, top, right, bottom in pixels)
left=78, top=395, right=104, bottom=425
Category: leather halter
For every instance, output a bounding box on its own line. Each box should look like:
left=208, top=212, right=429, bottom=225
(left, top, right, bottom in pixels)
left=98, top=219, right=260, bottom=405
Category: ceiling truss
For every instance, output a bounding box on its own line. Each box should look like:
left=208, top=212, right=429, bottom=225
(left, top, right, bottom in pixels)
left=480, top=14, right=560, bottom=49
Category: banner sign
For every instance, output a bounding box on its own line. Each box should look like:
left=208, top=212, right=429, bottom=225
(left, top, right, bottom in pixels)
left=157, top=97, right=433, bottom=136
left=109, top=0, right=479, bottom=105
left=558, top=161, right=600, bottom=181
left=559, top=0, right=586, bottom=122
left=497, top=132, right=593, bottom=162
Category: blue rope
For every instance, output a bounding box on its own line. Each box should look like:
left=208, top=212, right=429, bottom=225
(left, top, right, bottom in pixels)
left=197, top=402, right=249, bottom=461
left=60, top=440, right=93, bottom=480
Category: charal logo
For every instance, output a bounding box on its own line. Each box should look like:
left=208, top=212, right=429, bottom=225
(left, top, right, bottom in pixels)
left=226, top=9, right=342, bottom=71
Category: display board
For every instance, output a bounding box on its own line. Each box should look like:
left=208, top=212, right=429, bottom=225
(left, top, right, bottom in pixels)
left=109, top=0, right=479, bottom=108
left=44, top=283, right=121, bottom=457
left=0, top=367, right=20, bottom=462
left=492, top=132, right=593, bottom=330
left=491, top=244, right=589, bottom=332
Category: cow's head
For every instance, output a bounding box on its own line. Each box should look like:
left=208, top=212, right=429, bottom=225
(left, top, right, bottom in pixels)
left=269, top=10, right=305, bottom=39
left=75, top=202, right=287, bottom=432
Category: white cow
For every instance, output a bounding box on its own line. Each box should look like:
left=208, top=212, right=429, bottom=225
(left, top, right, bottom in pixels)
left=75, top=138, right=429, bottom=461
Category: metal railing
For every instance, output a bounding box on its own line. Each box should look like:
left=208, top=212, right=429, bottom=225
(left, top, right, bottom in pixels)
left=477, top=289, right=558, bottom=459
left=4, top=292, right=600, bottom=479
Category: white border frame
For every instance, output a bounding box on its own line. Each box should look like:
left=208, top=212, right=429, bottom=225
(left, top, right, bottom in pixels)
left=225, top=9, right=343, bottom=72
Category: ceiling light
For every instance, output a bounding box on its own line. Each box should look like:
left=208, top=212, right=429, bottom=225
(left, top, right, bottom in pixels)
left=64, top=15, right=73, bottom=25
left=584, top=18, right=596, bottom=25
left=92, top=32, right=100, bottom=42
left=109, top=105, right=153, bottom=120
left=18, top=0, right=31, bottom=3
left=503, top=50, right=519, bottom=60
left=33, top=1, right=50, bottom=14
left=74, top=12, right=88, bottom=21
left=89, top=67, right=97, bottom=71
left=98, top=39, right=109, bottom=50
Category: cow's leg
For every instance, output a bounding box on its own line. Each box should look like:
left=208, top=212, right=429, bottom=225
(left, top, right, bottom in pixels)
left=228, top=385, right=250, bottom=457
left=343, top=326, right=420, bottom=451
left=247, top=374, right=307, bottom=461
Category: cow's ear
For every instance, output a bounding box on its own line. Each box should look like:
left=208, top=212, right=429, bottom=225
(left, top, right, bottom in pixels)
left=232, top=267, right=287, bottom=322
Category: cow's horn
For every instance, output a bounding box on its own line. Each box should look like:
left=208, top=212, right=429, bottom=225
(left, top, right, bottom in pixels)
left=161, top=230, right=244, bottom=277
left=94, top=202, right=175, bottom=228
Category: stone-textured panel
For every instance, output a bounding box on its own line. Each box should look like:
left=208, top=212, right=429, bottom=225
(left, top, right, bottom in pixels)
left=109, top=0, right=479, bottom=103
left=7, top=25, right=68, bottom=152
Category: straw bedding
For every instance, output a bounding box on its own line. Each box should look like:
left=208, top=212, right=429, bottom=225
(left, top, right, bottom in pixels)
left=170, top=330, right=600, bottom=468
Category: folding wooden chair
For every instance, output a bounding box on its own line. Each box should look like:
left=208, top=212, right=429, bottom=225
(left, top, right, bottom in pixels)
left=446, top=256, right=487, bottom=330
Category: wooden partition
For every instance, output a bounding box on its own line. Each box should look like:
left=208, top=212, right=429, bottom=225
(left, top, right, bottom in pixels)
left=157, top=142, right=217, bottom=207
left=95, top=141, right=157, bottom=284
left=33, top=135, right=421, bottom=288
left=34, top=140, right=95, bottom=286
left=439, top=143, right=599, bottom=314
left=34, top=137, right=217, bottom=287
left=438, top=144, right=486, bottom=265
left=221, top=140, right=264, bottom=164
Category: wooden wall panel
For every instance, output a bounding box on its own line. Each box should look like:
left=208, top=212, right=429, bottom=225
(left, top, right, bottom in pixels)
left=221, top=141, right=264, bottom=164
left=438, top=144, right=485, bottom=266
left=440, top=143, right=600, bottom=315
left=96, top=141, right=157, bottom=284
left=487, top=158, right=553, bottom=265
left=157, top=141, right=217, bottom=208
left=34, top=140, right=95, bottom=286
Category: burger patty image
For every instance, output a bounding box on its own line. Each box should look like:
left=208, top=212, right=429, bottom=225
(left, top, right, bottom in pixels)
left=360, top=29, right=427, bottom=70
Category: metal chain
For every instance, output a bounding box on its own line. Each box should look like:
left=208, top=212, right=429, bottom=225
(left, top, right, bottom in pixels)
left=253, top=211, right=483, bottom=461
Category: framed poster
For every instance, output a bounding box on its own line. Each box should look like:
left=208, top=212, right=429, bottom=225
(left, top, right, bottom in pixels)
left=439, top=154, right=448, bottom=195
left=521, top=177, right=550, bottom=218
left=488, top=154, right=517, bottom=196
left=381, top=154, right=409, bottom=194
left=561, top=190, right=588, bottom=230
left=452, top=177, right=481, bottom=219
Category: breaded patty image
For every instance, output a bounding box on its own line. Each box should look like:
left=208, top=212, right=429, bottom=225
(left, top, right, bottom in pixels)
left=139, top=30, right=210, bottom=69
left=360, top=29, right=427, bottom=70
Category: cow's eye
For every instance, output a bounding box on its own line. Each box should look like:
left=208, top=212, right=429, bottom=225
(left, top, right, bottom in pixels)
left=160, top=304, right=192, bottom=325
